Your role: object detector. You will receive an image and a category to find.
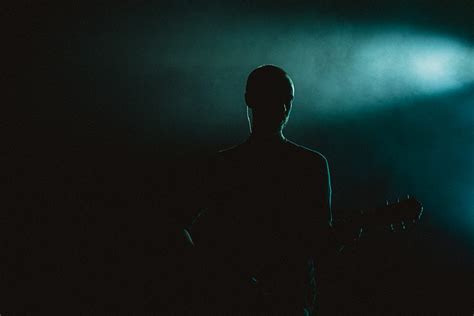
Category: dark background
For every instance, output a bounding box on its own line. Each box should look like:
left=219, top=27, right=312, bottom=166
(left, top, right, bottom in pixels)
left=5, top=0, right=473, bottom=313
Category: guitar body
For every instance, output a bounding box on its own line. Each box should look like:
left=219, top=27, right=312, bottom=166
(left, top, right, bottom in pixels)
left=187, top=206, right=315, bottom=313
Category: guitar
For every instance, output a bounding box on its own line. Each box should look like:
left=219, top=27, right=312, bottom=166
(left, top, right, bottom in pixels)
left=183, top=195, right=423, bottom=250
left=182, top=196, right=423, bottom=311
left=330, top=195, right=424, bottom=245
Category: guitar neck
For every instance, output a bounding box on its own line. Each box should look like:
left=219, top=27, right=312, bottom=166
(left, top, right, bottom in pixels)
left=333, top=197, right=422, bottom=232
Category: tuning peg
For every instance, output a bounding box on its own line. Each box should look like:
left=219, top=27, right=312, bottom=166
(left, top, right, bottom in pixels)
left=418, top=205, right=424, bottom=220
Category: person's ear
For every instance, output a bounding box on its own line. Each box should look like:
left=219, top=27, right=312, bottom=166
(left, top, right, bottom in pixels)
left=284, top=98, right=292, bottom=114
left=245, top=92, right=253, bottom=108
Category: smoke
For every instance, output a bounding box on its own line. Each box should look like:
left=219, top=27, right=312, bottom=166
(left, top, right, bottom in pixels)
left=133, top=12, right=474, bottom=120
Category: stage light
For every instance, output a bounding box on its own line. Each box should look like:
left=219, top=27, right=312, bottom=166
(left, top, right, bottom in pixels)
left=294, top=27, right=474, bottom=115
left=413, top=52, right=454, bottom=83
left=408, top=40, right=472, bottom=93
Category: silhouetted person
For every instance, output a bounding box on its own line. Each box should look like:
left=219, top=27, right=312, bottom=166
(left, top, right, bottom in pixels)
left=179, top=65, right=328, bottom=314
left=182, top=65, right=421, bottom=314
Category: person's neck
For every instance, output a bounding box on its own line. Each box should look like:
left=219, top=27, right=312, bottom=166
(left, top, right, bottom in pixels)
left=248, top=130, right=286, bottom=143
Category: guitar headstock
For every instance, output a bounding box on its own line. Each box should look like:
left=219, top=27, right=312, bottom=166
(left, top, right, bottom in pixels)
left=372, top=195, right=423, bottom=228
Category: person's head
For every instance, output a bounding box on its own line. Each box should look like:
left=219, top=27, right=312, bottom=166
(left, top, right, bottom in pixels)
left=245, top=65, right=294, bottom=134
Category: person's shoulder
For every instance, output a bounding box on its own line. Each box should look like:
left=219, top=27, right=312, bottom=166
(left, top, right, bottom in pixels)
left=204, top=142, right=246, bottom=164
left=215, top=141, right=250, bottom=157
left=284, top=139, right=329, bottom=166
left=217, top=143, right=243, bottom=155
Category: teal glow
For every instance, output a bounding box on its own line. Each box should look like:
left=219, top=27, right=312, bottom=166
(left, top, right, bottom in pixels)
left=136, top=16, right=474, bottom=117
left=298, top=28, right=474, bottom=116
left=412, top=51, right=458, bottom=87
left=408, top=40, right=473, bottom=92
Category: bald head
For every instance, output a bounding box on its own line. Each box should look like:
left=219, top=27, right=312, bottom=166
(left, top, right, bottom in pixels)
left=245, top=65, right=294, bottom=109
left=244, top=65, right=295, bottom=136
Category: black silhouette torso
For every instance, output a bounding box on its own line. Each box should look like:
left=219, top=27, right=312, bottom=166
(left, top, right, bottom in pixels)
left=188, top=136, right=331, bottom=312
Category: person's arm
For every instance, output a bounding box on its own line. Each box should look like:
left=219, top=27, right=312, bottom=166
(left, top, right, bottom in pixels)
left=182, top=152, right=220, bottom=245
left=322, top=157, right=363, bottom=254
left=303, top=155, right=338, bottom=257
